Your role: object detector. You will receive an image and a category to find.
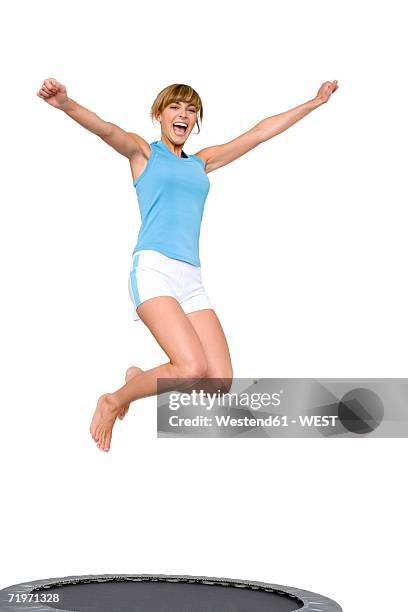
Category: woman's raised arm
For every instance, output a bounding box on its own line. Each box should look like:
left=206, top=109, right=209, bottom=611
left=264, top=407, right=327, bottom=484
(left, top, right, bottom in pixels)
left=195, top=80, right=339, bottom=174
left=37, top=77, right=146, bottom=159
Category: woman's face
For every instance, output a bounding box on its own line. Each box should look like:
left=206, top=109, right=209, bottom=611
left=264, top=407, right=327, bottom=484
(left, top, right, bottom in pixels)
left=157, top=100, right=198, bottom=143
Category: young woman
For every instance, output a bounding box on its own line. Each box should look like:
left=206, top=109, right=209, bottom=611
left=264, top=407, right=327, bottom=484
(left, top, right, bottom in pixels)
left=37, top=79, right=339, bottom=451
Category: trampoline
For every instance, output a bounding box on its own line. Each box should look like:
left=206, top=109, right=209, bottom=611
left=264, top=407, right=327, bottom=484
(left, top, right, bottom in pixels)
left=0, top=574, right=342, bottom=612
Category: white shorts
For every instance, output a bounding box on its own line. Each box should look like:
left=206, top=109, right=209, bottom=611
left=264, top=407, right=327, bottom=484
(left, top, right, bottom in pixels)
left=128, top=249, right=213, bottom=322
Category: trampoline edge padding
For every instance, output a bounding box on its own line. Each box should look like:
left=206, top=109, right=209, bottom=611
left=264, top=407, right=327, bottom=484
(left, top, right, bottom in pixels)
left=0, top=574, right=343, bottom=612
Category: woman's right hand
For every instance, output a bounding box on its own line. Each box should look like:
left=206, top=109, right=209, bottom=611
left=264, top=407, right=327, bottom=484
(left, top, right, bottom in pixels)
left=37, top=78, right=69, bottom=110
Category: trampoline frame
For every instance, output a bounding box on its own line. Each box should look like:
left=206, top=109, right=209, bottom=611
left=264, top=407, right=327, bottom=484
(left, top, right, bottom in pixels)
left=0, top=574, right=342, bottom=612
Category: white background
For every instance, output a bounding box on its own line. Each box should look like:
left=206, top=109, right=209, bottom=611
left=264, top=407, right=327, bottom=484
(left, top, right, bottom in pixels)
left=1, top=1, right=407, bottom=610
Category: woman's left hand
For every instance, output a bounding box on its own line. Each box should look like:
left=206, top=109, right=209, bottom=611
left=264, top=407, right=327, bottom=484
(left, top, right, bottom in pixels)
left=315, top=80, right=339, bottom=104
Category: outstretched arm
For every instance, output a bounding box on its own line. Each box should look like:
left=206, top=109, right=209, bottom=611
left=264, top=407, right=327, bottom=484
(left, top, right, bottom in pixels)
left=195, top=80, right=339, bottom=173
left=36, top=77, right=146, bottom=159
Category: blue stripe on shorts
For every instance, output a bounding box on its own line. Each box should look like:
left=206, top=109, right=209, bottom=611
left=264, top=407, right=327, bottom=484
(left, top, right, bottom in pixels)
left=129, top=254, right=141, bottom=307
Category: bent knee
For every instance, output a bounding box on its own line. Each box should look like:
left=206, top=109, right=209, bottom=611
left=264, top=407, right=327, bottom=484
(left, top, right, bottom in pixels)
left=207, top=370, right=233, bottom=393
left=217, top=377, right=233, bottom=393
left=176, top=356, right=208, bottom=382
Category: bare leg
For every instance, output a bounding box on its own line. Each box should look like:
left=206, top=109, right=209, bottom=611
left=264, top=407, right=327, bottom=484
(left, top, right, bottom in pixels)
left=118, top=366, right=144, bottom=420
left=90, top=296, right=208, bottom=451
left=123, top=310, right=233, bottom=398
left=186, top=309, right=233, bottom=392
left=90, top=301, right=236, bottom=451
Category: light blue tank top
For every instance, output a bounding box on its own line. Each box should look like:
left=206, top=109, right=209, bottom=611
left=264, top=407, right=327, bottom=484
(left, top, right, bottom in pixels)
left=132, top=140, right=211, bottom=267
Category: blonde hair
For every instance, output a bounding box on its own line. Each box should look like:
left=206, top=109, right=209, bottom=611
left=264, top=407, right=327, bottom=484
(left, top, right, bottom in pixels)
left=150, top=84, right=203, bottom=134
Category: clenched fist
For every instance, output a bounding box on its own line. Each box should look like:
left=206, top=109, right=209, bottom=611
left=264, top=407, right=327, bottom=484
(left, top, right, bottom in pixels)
left=37, top=78, right=69, bottom=109
left=315, top=80, right=339, bottom=104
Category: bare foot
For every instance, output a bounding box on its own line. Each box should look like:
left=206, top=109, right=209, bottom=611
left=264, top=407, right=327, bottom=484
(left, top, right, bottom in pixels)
left=118, top=366, right=144, bottom=420
left=90, top=393, right=121, bottom=452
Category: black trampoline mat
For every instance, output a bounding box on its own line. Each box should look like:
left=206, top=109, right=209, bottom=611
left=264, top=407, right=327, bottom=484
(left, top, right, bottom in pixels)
left=34, top=580, right=302, bottom=612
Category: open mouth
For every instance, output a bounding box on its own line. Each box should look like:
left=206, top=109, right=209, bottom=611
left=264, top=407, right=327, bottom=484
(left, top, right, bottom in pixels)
left=173, top=122, right=188, bottom=136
